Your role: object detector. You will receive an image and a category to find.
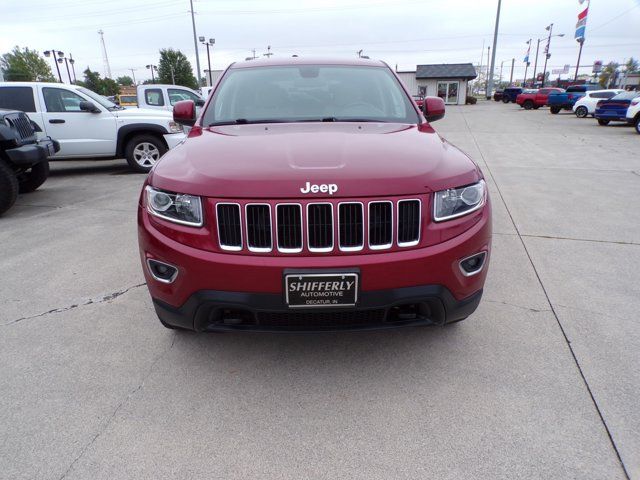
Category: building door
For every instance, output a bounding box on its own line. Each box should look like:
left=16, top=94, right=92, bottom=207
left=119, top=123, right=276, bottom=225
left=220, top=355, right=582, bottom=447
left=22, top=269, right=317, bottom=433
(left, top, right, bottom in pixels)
left=437, top=81, right=459, bottom=104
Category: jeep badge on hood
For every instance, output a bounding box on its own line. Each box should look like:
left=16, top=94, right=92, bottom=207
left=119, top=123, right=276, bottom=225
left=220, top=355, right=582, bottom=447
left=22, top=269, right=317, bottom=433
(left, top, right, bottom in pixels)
left=300, top=182, right=338, bottom=195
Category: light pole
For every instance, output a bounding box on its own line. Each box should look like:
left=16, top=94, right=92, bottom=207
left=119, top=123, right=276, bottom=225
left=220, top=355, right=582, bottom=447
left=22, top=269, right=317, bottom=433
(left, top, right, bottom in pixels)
left=509, top=58, right=515, bottom=84
left=129, top=68, right=137, bottom=85
left=541, top=25, right=565, bottom=87
left=146, top=64, right=158, bottom=83
left=486, top=0, right=502, bottom=99
left=263, top=45, right=273, bottom=58
left=43, top=50, right=64, bottom=82
left=199, top=37, right=215, bottom=86
left=69, top=54, right=77, bottom=83
left=499, top=60, right=504, bottom=84
left=57, top=57, right=72, bottom=84
left=532, top=38, right=542, bottom=86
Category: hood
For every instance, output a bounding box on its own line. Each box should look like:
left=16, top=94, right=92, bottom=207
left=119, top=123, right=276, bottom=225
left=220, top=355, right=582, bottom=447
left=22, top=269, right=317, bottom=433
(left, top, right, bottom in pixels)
left=150, top=122, right=481, bottom=199
left=114, top=108, right=172, bottom=119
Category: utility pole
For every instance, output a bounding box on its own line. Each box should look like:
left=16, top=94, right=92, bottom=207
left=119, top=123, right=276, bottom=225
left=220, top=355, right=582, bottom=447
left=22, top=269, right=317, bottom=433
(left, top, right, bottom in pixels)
left=486, top=0, right=502, bottom=99
left=477, top=40, right=485, bottom=95
left=97, top=30, right=112, bottom=78
left=129, top=68, right=137, bottom=85
left=509, top=58, right=515, bottom=84
left=189, top=0, right=203, bottom=87
left=532, top=38, right=541, bottom=86
left=499, top=61, right=504, bottom=84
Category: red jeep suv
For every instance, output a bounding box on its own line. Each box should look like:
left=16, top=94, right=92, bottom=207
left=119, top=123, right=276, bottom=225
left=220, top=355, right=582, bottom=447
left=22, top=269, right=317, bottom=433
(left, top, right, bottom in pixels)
left=137, top=58, right=491, bottom=332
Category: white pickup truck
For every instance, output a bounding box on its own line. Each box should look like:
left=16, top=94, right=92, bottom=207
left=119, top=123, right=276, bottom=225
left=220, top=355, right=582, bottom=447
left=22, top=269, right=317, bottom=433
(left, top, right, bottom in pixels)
left=135, top=84, right=205, bottom=112
left=0, top=82, right=187, bottom=172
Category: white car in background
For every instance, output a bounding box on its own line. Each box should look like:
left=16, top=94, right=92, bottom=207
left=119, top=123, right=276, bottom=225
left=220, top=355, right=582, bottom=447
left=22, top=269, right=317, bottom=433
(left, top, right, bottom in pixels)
left=136, top=84, right=205, bottom=113
left=626, top=94, right=640, bottom=134
left=573, top=89, right=624, bottom=118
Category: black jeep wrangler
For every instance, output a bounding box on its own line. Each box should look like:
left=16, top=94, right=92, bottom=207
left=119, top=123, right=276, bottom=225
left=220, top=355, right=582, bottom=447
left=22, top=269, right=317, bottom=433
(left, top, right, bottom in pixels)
left=0, top=109, right=59, bottom=215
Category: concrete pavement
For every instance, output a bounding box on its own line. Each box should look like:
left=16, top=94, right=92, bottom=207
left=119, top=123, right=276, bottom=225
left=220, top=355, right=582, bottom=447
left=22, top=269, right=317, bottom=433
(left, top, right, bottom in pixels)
left=1, top=101, right=638, bottom=479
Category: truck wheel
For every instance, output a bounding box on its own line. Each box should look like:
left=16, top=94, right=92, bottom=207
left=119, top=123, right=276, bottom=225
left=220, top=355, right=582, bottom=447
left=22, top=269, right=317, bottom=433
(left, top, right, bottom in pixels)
left=597, top=119, right=610, bottom=126
left=125, top=135, right=167, bottom=173
left=550, top=106, right=561, bottom=114
left=18, top=160, right=50, bottom=193
left=575, top=106, right=588, bottom=118
left=635, top=117, right=640, bottom=134
left=523, top=100, right=534, bottom=110
left=502, top=97, right=509, bottom=104
left=0, top=159, right=19, bottom=216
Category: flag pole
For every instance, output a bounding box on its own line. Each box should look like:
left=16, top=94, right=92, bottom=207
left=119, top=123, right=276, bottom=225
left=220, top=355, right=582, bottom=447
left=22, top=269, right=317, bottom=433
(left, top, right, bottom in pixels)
left=574, top=39, right=584, bottom=81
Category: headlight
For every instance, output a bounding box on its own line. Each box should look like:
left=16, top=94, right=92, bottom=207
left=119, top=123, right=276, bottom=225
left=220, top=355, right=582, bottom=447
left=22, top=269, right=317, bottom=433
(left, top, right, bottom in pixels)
left=168, top=121, right=184, bottom=133
left=433, top=180, right=486, bottom=222
left=146, top=186, right=203, bottom=226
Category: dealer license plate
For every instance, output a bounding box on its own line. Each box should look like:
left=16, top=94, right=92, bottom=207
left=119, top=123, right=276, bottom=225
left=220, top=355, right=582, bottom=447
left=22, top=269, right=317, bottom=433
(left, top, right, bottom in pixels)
left=285, top=273, right=358, bottom=308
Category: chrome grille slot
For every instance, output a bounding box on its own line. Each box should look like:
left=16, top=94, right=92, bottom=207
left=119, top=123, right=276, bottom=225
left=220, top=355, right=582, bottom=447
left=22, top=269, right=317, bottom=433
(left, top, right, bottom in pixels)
left=338, top=202, right=364, bottom=251
left=216, top=203, right=242, bottom=250
left=397, top=199, right=421, bottom=246
left=276, top=204, right=303, bottom=252
left=368, top=201, right=393, bottom=249
left=307, top=203, right=333, bottom=252
left=246, top=204, right=272, bottom=252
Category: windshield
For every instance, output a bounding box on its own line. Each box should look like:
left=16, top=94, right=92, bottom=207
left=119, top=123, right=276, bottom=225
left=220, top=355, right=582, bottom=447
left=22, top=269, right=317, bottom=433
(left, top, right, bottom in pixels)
left=611, top=91, right=640, bottom=101
left=203, top=65, right=419, bottom=126
left=77, top=87, right=119, bottom=109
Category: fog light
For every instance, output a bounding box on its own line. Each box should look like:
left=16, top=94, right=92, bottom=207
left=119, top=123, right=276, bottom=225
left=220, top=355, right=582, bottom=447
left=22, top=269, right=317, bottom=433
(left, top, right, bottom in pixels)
left=147, top=259, right=178, bottom=283
left=459, top=252, right=487, bottom=277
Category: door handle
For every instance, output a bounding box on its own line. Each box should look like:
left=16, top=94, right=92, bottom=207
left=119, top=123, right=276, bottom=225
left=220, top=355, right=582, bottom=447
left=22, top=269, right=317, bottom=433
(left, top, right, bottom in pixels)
left=49, top=119, right=65, bottom=124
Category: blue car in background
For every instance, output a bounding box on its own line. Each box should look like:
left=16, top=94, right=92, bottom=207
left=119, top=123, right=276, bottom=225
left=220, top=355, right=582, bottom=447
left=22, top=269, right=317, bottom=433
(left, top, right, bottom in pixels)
left=594, top=91, right=640, bottom=125
left=501, top=87, right=523, bottom=103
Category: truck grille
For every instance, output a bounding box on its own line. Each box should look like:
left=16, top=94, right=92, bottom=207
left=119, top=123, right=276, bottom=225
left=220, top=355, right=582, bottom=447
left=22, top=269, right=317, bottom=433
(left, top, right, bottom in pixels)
left=215, top=199, right=422, bottom=253
left=4, top=112, right=36, bottom=143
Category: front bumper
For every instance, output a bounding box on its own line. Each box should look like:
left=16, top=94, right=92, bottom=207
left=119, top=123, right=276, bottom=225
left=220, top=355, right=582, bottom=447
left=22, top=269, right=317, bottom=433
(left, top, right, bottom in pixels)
left=5, top=139, right=58, bottom=167
left=163, top=132, right=187, bottom=150
left=138, top=199, right=491, bottom=332
left=153, top=286, right=484, bottom=332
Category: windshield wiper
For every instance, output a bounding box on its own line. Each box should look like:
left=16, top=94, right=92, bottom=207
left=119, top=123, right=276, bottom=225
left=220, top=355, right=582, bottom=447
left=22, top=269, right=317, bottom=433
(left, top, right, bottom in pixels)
left=208, top=118, right=290, bottom=126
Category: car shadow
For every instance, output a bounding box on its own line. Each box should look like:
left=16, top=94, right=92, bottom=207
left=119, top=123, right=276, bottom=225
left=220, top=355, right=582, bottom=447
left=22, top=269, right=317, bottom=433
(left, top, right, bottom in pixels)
left=48, top=160, right=137, bottom=177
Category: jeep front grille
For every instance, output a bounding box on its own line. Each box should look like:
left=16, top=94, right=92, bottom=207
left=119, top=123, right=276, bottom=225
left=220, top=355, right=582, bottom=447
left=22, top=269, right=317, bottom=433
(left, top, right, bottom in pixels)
left=215, top=199, right=421, bottom=253
left=5, top=112, right=36, bottom=143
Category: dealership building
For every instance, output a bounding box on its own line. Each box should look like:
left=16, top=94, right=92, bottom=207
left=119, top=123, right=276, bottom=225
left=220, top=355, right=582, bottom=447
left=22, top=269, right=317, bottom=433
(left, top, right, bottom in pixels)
left=396, top=63, right=477, bottom=105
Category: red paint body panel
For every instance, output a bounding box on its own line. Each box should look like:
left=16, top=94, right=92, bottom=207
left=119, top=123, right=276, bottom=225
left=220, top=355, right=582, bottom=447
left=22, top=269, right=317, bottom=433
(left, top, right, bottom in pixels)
left=516, top=88, right=564, bottom=107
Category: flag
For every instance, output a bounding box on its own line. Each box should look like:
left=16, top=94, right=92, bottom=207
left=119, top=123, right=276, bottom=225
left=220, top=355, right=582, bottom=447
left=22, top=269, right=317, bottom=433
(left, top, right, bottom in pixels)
left=575, top=0, right=590, bottom=41
left=524, top=40, right=531, bottom=63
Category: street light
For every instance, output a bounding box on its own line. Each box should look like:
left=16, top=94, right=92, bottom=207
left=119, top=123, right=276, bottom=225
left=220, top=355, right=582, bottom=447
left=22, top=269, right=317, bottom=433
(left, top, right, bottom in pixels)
left=199, top=37, right=215, bottom=86
left=532, top=31, right=564, bottom=87
left=43, top=50, right=64, bottom=82
left=541, top=24, right=565, bottom=87
left=69, top=54, right=77, bottom=83
left=146, top=64, right=158, bottom=84
left=57, top=54, right=74, bottom=84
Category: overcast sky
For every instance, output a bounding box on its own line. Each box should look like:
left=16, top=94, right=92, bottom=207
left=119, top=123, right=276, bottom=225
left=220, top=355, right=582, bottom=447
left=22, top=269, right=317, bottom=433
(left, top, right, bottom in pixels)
left=2, top=0, right=639, bottom=83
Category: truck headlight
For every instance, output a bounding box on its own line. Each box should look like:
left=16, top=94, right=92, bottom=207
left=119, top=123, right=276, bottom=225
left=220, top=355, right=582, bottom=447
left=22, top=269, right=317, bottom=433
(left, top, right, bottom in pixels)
left=433, top=180, right=486, bottom=222
left=146, top=186, right=203, bottom=226
left=168, top=121, right=184, bottom=133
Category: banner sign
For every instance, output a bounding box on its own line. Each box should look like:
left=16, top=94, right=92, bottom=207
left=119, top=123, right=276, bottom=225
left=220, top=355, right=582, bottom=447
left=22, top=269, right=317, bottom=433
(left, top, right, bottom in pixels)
left=552, top=65, right=571, bottom=75
left=593, top=60, right=603, bottom=73
left=575, top=0, right=590, bottom=42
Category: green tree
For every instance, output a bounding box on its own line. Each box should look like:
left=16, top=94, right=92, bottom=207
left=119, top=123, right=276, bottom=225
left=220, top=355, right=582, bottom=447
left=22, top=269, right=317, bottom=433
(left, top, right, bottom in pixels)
left=625, top=57, right=639, bottom=74
left=116, top=75, right=134, bottom=86
left=81, top=68, right=119, bottom=96
left=0, top=46, right=55, bottom=82
left=599, top=62, right=619, bottom=88
left=157, top=48, right=198, bottom=89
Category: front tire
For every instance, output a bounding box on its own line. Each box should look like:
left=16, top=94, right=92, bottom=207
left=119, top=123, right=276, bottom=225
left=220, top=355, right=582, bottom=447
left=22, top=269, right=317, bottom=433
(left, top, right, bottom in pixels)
left=502, top=97, right=509, bottom=104
left=575, top=106, right=588, bottom=118
left=0, top=159, right=19, bottom=216
left=18, top=160, right=49, bottom=193
left=597, top=119, right=610, bottom=126
left=523, top=100, right=534, bottom=110
left=550, top=106, right=561, bottom=114
left=125, top=135, right=167, bottom=173
left=635, top=117, right=640, bottom=134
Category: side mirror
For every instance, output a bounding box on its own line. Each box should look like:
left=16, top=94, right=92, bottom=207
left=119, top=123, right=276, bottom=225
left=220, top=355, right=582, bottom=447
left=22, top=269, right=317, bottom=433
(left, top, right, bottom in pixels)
left=173, top=100, right=196, bottom=127
left=422, top=96, right=445, bottom=122
left=79, top=101, right=100, bottom=113
left=195, top=99, right=205, bottom=107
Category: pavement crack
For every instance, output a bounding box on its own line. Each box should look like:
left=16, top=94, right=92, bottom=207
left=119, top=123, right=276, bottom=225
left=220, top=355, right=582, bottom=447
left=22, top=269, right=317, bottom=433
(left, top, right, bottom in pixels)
left=632, top=170, right=640, bottom=178
left=2, top=283, right=146, bottom=326
left=57, top=335, right=176, bottom=480
left=485, top=299, right=549, bottom=313
left=520, top=234, right=640, bottom=247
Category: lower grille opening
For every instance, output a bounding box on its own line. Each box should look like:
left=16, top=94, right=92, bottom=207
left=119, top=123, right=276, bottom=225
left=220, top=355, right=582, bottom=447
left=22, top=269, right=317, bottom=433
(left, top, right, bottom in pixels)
left=257, top=309, right=386, bottom=328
